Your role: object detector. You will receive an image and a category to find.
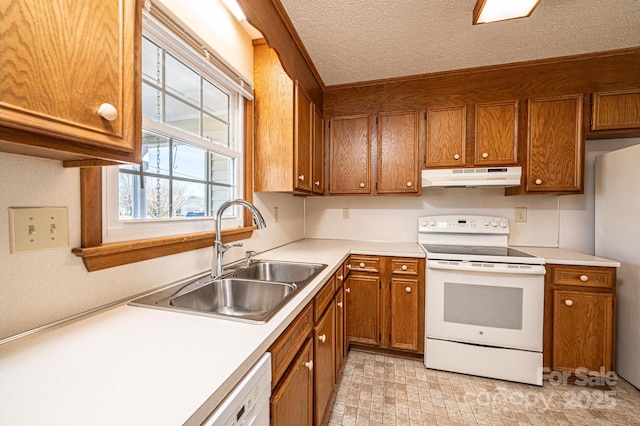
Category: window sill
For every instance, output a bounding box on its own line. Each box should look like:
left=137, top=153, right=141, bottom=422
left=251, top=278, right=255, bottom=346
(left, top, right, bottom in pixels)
left=72, top=227, right=254, bottom=272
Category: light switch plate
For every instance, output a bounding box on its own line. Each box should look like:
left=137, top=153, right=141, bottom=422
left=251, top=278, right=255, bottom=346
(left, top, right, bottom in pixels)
left=515, top=207, right=527, bottom=223
left=9, top=207, right=69, bottom=253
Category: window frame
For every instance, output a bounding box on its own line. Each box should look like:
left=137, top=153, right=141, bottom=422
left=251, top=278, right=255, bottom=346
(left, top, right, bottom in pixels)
left=71, top=5, right=255, bottom=272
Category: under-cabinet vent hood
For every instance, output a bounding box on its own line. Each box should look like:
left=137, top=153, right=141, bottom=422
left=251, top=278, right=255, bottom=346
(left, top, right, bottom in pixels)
left=422, top=166, right=522, bottom=188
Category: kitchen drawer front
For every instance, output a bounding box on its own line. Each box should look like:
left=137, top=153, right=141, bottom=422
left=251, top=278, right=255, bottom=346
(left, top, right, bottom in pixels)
left=553, top=266, right=615, bottom=289
left=315, top=277, right=335, bottom=322
left=390, top=258, right=420, bottom=276
left=270, top=304, right=313, bottom=387
left=348, top=256, right=381, bottom=273
left=334, top=266, right=345, bottom=291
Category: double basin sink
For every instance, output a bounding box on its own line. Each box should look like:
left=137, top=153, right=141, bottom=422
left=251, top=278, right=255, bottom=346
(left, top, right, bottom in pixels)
left=130, top=260, right=327, bottom=323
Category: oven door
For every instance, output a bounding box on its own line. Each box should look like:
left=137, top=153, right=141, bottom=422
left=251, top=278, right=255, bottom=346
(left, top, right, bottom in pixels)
left=426, top=260, right=545, bottom=352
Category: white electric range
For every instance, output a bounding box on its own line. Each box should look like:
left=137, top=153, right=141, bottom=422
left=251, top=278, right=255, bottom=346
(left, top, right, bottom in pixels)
left=419, top=215, right=546, bottom=386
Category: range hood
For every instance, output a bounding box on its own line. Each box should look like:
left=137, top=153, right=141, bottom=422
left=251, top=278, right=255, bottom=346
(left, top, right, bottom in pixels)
left=422, top=166, right=522, bottom=188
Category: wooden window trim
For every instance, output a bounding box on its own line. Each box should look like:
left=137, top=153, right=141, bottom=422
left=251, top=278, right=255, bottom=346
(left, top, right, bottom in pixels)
left=72, top=101, right=255, bottom=272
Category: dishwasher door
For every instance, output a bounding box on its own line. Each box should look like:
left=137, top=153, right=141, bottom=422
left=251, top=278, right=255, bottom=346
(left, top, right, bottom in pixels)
left=203, top=353, right=271, bottom=426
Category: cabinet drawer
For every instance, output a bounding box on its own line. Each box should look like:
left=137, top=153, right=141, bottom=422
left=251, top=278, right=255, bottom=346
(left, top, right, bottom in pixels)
left=334, top=268, right=345, bottom=290
left=348, top=256, right=380, bottom=273
left=315, top=277, right=335, bottom=322
left=553, top=266, right=614, bottom=289
left=269, top=304, right=313, bottom=387
left=390, top=258, right=420, bottom=275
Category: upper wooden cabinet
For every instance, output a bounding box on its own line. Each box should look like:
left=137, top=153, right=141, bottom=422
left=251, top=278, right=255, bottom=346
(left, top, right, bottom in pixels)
left=474, top=100, right=519, bottom=166
left=0, top=0, right=141, bottom=164
left=329, top=114, right=371, bottom=194
left=425, top=106, right=466, bottom=167
left=253, top=42, right=320, bottom=195
left=525, top=95, right=584, bottom=193
left=590, top=89, right=640, bottom=132
left=313, top=110, right=325, bottom=194
left=377, top=111, right=420, bottom=194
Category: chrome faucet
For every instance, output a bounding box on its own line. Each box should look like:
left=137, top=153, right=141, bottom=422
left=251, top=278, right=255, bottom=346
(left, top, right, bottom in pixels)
left=213, top=199, right=267, bottom=278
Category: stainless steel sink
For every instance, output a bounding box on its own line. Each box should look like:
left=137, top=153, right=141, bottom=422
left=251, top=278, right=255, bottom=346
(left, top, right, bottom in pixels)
left=129, top=260, right=327, bottom=323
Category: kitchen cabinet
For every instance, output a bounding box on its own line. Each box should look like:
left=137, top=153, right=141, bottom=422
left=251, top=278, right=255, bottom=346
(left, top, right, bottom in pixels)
left=313, top=110, right=325, bottom=194
left=524, top=94, right=584, bottom=193
left=346, top=255, right=425, bottom=354
left=544, top=265, right=616, bottom=383
left=253, top=41, right=320, bottom=195
left=377, top=111, right=420, bottom=194
left=0, top=0, right=141, bottom=164
left=425, top=105, right=466, bottom=167
left=313, top=300, right=335, bottom=426
left=590, top=89, right=640, bottom=132
left=474, top=100, right=519, bottom=166
left=328, top=114, right=371, bottom=194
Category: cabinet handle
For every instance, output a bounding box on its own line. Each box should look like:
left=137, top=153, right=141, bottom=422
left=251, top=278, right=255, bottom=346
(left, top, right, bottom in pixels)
left=565, top=299, right=574, bottom=307
left=304, top=360, right=313, bottom=371
left=315, top=181, right=320, bottom=186
left=482, top=152, right=489, bottom=159
left=453, top=154, right=460, bottom=160
left=338, top=274, right=343, bottom=281
left=359, top=262, right=365, bottom=268
left=359, top=182, right=365, bottom=188
left=535, top=179, right=543, bottom=185
left=401, top=265, right=408, bottom=271
left=346, top=264, right=352, bottom=270
left=298, top=175, right=305, bottom=181
left=405, top=286, right=412, bottom=293
left=580, top=274, right=589, bottom=282
left=345, top=287, right=351, bottom=293
left=97, top=103, right=118, bottom=121
left=337, top=302, right=343, bottom=308
left=406, top=181, right=412, bottom=187
left=318, top=334, right=326, bottom=343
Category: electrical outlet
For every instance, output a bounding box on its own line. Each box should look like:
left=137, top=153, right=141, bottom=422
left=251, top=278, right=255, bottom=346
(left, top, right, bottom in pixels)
left=515, top=207, right=527, bottom=223
left=342, top=208, right=350, bottom=219
left=9, top=207, right=69, bottom=253
left=273, top=206, right=278, bottom=223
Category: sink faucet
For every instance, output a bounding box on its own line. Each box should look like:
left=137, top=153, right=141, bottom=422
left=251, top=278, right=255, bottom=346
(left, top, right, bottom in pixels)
left=213, top=199, right=267, bottom=278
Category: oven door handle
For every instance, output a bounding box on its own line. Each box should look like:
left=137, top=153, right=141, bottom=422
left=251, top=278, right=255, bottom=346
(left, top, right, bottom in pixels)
left=427, top=260, right=546, bottom=275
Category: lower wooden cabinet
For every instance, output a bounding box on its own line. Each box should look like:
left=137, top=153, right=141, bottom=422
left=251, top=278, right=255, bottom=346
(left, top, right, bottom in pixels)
left=544, top=264, right=616, bottom=381
left=346, top=255, right=425, bottom=355
left=314, top=301, right=335, bottom=426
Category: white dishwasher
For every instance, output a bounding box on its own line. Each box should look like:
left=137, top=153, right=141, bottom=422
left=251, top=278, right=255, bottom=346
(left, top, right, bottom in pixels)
left=203, top=353, right=271, bottom=426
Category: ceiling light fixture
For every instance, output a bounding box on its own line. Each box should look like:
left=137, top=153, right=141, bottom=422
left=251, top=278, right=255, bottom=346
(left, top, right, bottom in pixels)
left=473, top=0, right=541, bottom=25
left=222, top=0, right=246, bottom=21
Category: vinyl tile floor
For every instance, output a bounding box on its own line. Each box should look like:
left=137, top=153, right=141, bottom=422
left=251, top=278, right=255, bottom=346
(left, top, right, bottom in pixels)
left=326, top=350, right=640, bottom=426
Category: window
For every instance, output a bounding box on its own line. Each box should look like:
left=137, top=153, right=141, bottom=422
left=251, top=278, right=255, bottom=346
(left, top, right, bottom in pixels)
left=103, top=14, right=250, bottom=244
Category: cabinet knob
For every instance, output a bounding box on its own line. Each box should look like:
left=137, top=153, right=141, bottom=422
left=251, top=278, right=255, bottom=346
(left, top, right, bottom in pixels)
left=97, top=103, right=118, bottom=121
left=406, top=181, right=412, bottom=187
left=315, top=181, right=320, bottom=186
left=405, top=286, right=412, bottom=293
left=345, top=287, right=351, bottom=293
left=337, top=302, right=343, bottom=308
left=359, top=182, right=365, bottom=188
left=401, top=265, right=408, bottom=271
left=535, top=179, right=543, bottom=185
left=304, top=360, right=313, bottom=371
left=318, top=334, right=326, bottom=343
left=565, top=299, right=574, bottom=307
left=482, top=152, right=489, bottom=159
left=298, top=175, right=305, bottom=181
left=346, top=264, right=352, bottom=270
left=453, top=154, right=460, bottom=160
left=338, top=274, right=343, bottom=281
left=580, top=274, right=589, bottom=282
left=359, top=262, right=365, bottom=268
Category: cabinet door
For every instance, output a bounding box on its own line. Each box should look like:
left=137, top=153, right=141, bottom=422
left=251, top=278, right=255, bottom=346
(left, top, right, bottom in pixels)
left=271, top=338, right=313, bottom=426
left=553, top=290, right=613, bottom=374
left=426, top=106, right=466, bottom=167
left=329, top=115, right=371, bottom=194
left=0, top=0, right=141, bottom=163
left=527, top=95, right=583, bottom=192
left=591, top=90, right=640, bottom=131
left=377, top=111, right=420, bottom=194
left=474, top=101, right=519, bottom=165
left=314, top=302, right=335, bottom=426
left=334, top=288, right=345, bottom=380
left=345, top=274, right=379, bottom=346
left=294, top=82, right=313, bottom=192
left=389, top=277, right=420, bottom=352
left=313, top=109, right=325, bottom=194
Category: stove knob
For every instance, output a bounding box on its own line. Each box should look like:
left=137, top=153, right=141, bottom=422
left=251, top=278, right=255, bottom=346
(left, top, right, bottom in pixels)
left=419, top=218, right=428, bottom=226
left=491, top=220, right=498, bottom=227
left=429, top=220, right=436, bottom=227
left=500, top=220, right=507, bottom=228
left=483, top=219, right=490, bottom=226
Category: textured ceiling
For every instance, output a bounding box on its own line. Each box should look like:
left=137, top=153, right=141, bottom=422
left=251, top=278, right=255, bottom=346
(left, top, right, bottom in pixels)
left=277, top=0, right=640, bottom=86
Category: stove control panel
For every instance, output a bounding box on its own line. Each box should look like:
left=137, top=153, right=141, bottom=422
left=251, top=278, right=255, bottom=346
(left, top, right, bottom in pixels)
left=419, top=215, right=509, bottom=234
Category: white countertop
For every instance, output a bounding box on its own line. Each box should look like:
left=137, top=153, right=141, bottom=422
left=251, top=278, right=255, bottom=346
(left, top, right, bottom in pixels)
left=514, top=246, right=621, bottom=267
left=0, top=239, right=424, bottom=426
